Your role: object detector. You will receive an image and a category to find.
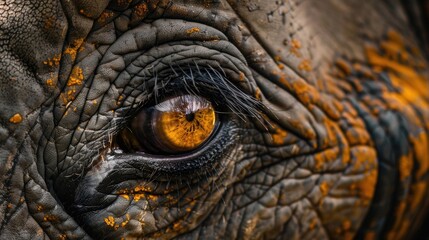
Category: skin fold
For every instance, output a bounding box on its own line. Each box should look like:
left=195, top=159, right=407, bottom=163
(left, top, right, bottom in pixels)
left=0, top=0, right=428, bottom=239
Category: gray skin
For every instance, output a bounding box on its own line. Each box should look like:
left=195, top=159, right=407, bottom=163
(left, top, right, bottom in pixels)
left=1, top=0, right=429, bottom=239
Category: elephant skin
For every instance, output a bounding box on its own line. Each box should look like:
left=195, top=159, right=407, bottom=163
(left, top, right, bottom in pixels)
left=0, top=0, right=429, bottom=239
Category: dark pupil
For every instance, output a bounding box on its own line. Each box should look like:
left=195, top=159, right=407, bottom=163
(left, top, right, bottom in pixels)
left=185, top=112, right=195, bottom=122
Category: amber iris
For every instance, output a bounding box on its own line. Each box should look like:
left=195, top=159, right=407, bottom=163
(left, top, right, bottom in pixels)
left=153, top=95, right=216, bottom=152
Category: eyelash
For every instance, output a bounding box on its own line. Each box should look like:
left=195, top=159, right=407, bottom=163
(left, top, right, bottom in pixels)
left=145, top=66, right=263, bottom=120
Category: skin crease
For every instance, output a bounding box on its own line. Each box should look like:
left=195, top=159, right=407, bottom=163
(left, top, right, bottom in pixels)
left=0, top=0, right=428, bottom=239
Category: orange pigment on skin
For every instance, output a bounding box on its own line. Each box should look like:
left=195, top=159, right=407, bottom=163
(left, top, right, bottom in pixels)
left=335, top=59, right=352, bottom=75
left=43, top=214, right=58, bottom=222
left=357, top=169, right=377, bottom=200
left=67, top=67, right=84, bottom=86
left=116, top=185, right=160, bottom=203
left=45, top=73, right=57, bottom=87
left=350, top=147, right=377, bottom=171
left=398, top=153, right=413, bottom=180
left=239, top=71, right=245, bottom=81
left=186, top=27, right=200, bottom=34
left=271, top=128, right=287, bottom=145
left=97, top=11, right=114, bottom=24
left=343, top=220, right=351, bottom=231
left=254, top=88, right=262, bottom=100
left=9, top=113, right=22, bottom=124
left=104, top=216, right=116, bottom=228
left=64, top=38, right=85, bottom=60
left=309, top=219, right=317, bottom=230
left=133, top=3, right=149, bottom=17
left=290, top=39, right=302, bottom=57
left=319, top=182, right=329, bottom=196
left=365, top=31, right=429, bottom=105
left=298, top=59, right=312, bottom=72
left=43, top=53, right=61, bottom=67
left=78, top=9, right=93, bottom=18
left=314, top=147, right=340, bottom=170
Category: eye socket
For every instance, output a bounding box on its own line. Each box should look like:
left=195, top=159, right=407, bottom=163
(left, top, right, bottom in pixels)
left=115, top=95, right=218, bottom=154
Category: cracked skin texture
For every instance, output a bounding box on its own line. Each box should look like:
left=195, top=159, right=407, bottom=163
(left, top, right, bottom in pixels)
left=0, top=0, right=429, bottom=239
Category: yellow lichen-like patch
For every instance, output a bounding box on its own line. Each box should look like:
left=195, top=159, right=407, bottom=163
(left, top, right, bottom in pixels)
left=291, top=39, right=302, bottom=49
left=319, top=182, right=329, bottom=196
left=288, top=79, right=341, bottom=122
left=97, top=11, right=114, bottom=24
left=411, top=132, right=429, bottom=179
left=43, top=54, right=61, bottom=67
left=398, top=153, right=413, bottom=180
left=116, top=185, right=155, bottom=202
left=60, top=67, right=84, bottom=104
left=9, top=113, right=22, bottom=124
left=133, top=3, right=149, bottom=17
left=45, top=72, right=58, bottom=88
left=320, top=120, right=340, bottom=148
left=104, top=216, right=116, bottom=228
left=67, top=67, right=84, bottom=86
left=290, top=39, right=302, bottom=57
left=239, top=71, right=245, bottom=81
left=78, top=9, right=93, bottom=18
left=120, top=194, right=130, bottom=200
left=298, top=59, right=312, bottom=72
left=254, top=88, right=262, bottom=100
left=186, top=27, right=200, bottom=34
left=386, top=201, right=407, bottom=239
left=43, top=214, right=58, bottom=222
left=146, top=194, right=158, bottom=201
left=335, top=59, right=352, bottom=75
left=350, top=147, right=377, bottom=171
left=58, top=234, right=67, bottom=240
left=134, top=185, right=152, bottom=192
left=44, top=16, right=56, bottom=29
left=365, top=31, right=429, bottom=106
left=121, top=214, right=130, bottom=227
left=409, top=181, right=427, bottom=214
left=271, top=128, right=287, bottom=145
left=309, top=218, right=317, bottom=230
left=343, top=220, right=351, bottom=231
left=64, top=38, right=85, bottom=60
left=314, top=147, right=340, bottom=170
left=173, top=222, right=182, bottom=231
left=134, top=194, right=144, bottom=202
left=357, top=169, right=377, bottom=200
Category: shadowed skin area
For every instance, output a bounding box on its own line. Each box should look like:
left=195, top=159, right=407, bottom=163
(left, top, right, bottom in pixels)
left=0, top=0, right=429, bottom=239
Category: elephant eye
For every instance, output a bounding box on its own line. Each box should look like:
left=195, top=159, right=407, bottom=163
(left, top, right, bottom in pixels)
left=115, top=95, right=218, bottom=154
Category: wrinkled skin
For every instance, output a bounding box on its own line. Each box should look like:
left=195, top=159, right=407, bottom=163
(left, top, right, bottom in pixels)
left=1, top=0, right=429, bottom=239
